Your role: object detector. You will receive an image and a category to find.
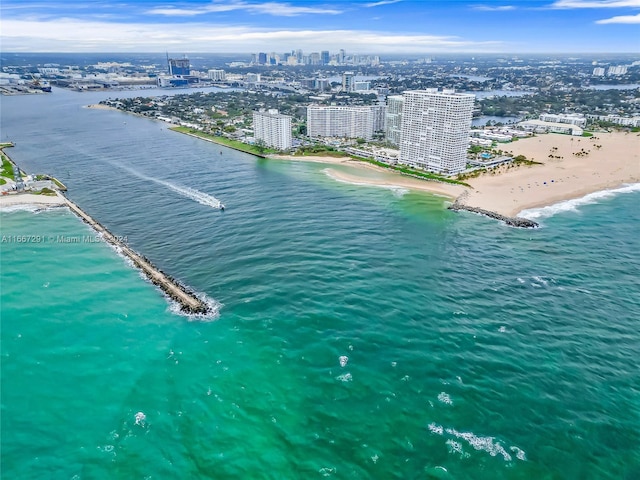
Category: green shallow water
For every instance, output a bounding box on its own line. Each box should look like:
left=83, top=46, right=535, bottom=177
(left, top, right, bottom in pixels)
left=2, top=188, right=639, bottom=479
left=1, top=88, right=640, bottom=479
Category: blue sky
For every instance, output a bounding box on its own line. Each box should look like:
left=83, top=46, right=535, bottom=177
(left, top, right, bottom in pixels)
left=1, top=0, right=638, bottom=53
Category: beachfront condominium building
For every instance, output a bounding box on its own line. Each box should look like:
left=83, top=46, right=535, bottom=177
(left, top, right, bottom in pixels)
left=399, top=89, right=475, bottom=175
left=307, top=105, right=375, bottom=140
left=253, top=109, right=292, bottom=150
left=385, top=95, right=404, bottom=146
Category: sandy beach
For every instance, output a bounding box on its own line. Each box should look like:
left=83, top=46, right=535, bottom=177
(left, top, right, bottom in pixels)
left=0, top=192, right=67, bottom=208
left=86, top=104, right=119, bottom=111
left=271, top=131, right=640, bottom=217
left=465, top=131, right=640, bottom=216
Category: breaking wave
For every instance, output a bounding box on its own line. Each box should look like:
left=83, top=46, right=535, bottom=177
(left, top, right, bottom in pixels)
left=519, top=183, right=640, bottom=220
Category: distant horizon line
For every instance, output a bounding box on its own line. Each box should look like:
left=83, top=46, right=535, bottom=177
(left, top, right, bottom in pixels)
left=2, top=51, right=639, bottom=56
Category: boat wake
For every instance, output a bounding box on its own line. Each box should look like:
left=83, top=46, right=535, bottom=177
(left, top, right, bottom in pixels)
left=519, top=183, right=640, bottom=220
left=114, top=163, right=225, bottom=210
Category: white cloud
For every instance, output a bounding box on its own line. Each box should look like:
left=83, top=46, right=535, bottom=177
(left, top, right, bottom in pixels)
left=551, top=0, right=640, bottom=8
left=146, top=1, right=343, bottom=17
left=596, top=12, right=640, bottom=21
left=0, top=18, right=504, bottom=53
left=364, top=0, right=403, bottom=7
left=472, top=5, right=516, bottom=11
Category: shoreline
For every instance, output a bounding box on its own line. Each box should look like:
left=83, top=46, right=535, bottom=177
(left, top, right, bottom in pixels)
left=92, top=108, right=638, bottom=224
left=267, top=132, right=639, bottom=219
left=464, top=131, right=640, bottom=217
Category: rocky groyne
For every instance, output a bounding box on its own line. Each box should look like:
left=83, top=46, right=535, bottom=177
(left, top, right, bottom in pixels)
left=449, top=193, right=538, bottom=228
left=64, top=197, right=211, bottom=314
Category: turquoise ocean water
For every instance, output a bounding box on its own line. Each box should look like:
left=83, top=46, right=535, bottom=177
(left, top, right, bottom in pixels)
left=1, top=88, right=639, bottom=479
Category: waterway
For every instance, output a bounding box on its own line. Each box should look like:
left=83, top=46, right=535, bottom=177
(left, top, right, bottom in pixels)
left=1, top=86, right=639, bottom=479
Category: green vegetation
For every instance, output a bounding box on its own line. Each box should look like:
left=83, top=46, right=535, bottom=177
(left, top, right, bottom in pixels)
left=171, top=127, right=278, bottom=156
left=513, top=154, right=543, bottom=165
left=0, top=178, right=6, bottom=185
left=35, top=187, right=56, bottom=196
left=294, top=145, right=349, bottom=158
left=1, top=155, right=15, bottom=179
left=582, top=131, right=593, bottom=137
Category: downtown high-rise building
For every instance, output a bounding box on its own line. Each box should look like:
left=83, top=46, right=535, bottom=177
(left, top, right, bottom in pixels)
left=253, top=110, right=292, bottom=150
left=168, top=56, right=190, bottom=76
left=399, top=89, right=475, bottom=174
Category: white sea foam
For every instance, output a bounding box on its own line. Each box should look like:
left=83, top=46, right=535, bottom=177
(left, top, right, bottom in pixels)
left=134, top=411, right=146, bottom=426
left=510, top=446, right=527, bottom=461
left=323, top=168, right=409, bottom=197
left=336, top=372, right=352, bottom=382
left=429, top=423, right=526, bottom=462
left=438, top=392, right=453, bottom=405
left=445, top=427, right=512, bottom=461
left=339, top=355, right=349, bottom=367
left=168, top=293, right=222, bottom=322
left=446, top=439, right=469, bottom=458
left=114, top=163, right=224, bottom=209
left=519, top=183, right=640, bottom=220
left=428, top=423, right=444, bottom=435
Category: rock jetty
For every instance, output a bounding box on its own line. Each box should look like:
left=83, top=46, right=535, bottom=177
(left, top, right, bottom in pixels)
left=64, top=197, right=211, bottom=314
left=448, top=194, right=538, bottom=228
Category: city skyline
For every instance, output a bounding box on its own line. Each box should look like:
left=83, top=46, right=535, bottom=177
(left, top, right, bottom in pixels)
left=1, top=0, right=638, bottom=54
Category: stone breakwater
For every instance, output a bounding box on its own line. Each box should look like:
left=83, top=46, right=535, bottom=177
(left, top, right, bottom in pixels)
left=449, top=193, right=538, bottom=228
left=64, top=196, right=211, bottom=314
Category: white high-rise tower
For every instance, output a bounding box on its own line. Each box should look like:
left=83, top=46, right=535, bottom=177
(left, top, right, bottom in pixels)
left=253, top=109, right=292, bottom=150
left=399, top=89, right=474, bottom=175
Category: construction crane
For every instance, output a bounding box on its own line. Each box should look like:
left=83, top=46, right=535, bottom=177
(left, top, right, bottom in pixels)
left=29, top=73, right=52, bottom=92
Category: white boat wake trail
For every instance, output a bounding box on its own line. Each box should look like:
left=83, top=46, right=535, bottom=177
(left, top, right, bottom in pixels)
left=115, top=163, right=224, bottom=209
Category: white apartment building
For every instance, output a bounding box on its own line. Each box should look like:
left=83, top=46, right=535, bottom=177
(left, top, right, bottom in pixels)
left=399, top=89, right=475, bottom=175
left=587, top=114, right=640, bottom=127
left=253, top=109, right=292, bottom=150
left=385, top=95, right=404, bottom=146
left=307, top=105, right=375, bottom=140
left=592, top=67, right=606, bottom=76
left=245, top=73, right=261, bottom=83
left=607, top=65, right=628, bottom=76
left=371, top=104, right=386, bottom=133
left=538, top=113, right=586, bottom=127
left=207, top=69, right=226, bottom=81
left=342, top=72, right=355, bottom=92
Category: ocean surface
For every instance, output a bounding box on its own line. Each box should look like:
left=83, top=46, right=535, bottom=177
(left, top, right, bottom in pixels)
left=1, top=88, right=639, bottom=479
